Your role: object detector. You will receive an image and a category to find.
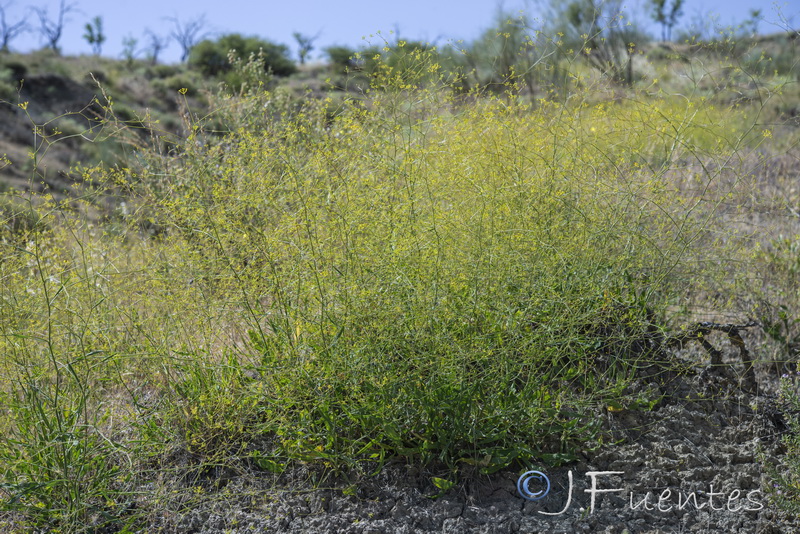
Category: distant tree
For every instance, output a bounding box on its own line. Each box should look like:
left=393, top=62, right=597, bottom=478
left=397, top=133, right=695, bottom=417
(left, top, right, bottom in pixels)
left=144, top=29, right=170, bottom=65
left=83, top=15, right=105, bottom=55
left=466, top=10, right=548, bottom=92
left=0, top=2, right=28, bottom=52
left=292, top=31, right=320, bottom=65
left=169, top=14, right=208, bottom=62
left=551, top=0, right=644, bottom=85
left=648, top=0, right=684, bottom=41
left=743, top=9, right=762, bottom=36
left=122, top=34, right=137, bottom=65
left=189, top=33, right=296, bottom=77
left=33, top=0, right=77, bottom=53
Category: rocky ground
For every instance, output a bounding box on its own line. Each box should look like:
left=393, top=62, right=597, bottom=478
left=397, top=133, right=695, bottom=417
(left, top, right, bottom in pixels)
left=141, top=334, right=800, bottom=534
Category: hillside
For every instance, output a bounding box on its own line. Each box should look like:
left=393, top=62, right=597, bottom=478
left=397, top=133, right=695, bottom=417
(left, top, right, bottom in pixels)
left=1, top=32, right=797, bottom=197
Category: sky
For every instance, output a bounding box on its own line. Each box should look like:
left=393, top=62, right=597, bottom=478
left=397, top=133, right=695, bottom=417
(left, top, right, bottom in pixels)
left=3, top=0, right=797, bottom=64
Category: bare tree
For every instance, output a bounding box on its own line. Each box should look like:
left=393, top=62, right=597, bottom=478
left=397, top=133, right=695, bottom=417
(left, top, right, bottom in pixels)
left=168, top=14, right=207, bottom=62
left=33, top=0, right=78, bottom=53
left=144, top=29, right=170, bottom=65
left=0, top=2, right=28, bottom=52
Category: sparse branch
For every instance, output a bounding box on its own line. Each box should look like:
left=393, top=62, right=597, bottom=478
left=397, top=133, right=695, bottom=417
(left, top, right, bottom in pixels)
left=33, top=0, right=77, bottom=53
left=168, top=14, right=208, bottom=63
left=0, top=2, right=28, bottom=52
left=144, top=29, right=170, bottom=65
left=664, top=321, right=759, bottom=393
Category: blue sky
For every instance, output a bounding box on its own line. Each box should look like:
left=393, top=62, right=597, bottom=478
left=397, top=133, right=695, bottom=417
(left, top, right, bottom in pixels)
left=4, top=0, right=797, bottom=63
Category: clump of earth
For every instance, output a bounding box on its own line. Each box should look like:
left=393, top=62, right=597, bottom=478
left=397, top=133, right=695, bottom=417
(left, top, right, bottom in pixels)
left=145, top=331, right=800, bottom=534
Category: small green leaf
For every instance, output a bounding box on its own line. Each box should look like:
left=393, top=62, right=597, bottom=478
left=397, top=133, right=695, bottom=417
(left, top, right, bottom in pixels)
left=250, top=452, right=285, bottom=473
left=431, top=477, right=455, bottom=491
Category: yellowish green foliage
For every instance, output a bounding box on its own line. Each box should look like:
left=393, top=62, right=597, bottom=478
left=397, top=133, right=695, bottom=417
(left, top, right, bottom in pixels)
left=0, top=46, right=781, bottom=530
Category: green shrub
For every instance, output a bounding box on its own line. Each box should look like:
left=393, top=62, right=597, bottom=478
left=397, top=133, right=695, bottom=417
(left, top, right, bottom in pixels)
left=121, top=50, right=757, bottom=474
left=0, top=78, right=16, bottom=101
left=189, top=33, right=296, bottom=78
left=0, top=195, right=49, bottom=239
left=146, top=63, right=181, bottom=80
left=152, top=71, right=203, bottom=95
left=0, top=59, right=26, bottom=81
left=325, top=45, right=357, bottom=73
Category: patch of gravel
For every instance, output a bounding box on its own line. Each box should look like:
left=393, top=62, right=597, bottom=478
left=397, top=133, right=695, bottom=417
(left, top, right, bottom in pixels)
left=146, top=358, right=800, bottom=534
